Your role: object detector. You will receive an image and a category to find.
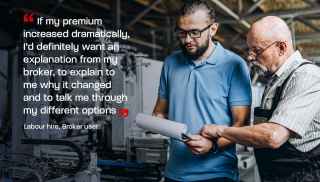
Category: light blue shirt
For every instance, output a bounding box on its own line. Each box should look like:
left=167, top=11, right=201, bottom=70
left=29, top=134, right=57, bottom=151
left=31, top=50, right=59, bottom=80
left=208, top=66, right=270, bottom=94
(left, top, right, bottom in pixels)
left=159, top=42, right=252, bottom=181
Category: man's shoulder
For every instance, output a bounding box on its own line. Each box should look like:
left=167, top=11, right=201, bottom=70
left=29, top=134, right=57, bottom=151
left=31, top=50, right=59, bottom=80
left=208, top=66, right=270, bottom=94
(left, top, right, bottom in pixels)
left=218, top=49, right=248, bottom=74
left=294, top=61, right=320, bottom=78
left=217, top=44, right=246, bottom=65
left=163, top=50, right=184, bottom=66
left=284, top=61, right=320, bottom=94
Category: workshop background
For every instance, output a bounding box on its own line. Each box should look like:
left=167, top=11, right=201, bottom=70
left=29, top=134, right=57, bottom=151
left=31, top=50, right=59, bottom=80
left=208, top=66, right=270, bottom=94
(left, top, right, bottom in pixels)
left=0, top=0, right=319, bottom=182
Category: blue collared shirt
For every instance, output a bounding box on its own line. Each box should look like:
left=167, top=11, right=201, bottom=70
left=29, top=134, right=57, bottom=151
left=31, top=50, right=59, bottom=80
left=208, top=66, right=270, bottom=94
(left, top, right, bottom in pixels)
left=159, top=42, right=252, bottom=181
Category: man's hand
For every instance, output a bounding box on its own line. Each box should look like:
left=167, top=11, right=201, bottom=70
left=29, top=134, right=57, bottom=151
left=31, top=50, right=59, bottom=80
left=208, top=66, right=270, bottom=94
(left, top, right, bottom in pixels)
left=201, top=124, right=227, bottom=139
left=152, top=112, right=166, bottom=119
left=184, top=135, right=214, bottom=155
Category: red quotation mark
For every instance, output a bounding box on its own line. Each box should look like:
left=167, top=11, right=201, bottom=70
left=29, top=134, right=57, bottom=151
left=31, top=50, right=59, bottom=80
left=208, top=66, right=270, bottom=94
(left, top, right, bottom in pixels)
left=23, top=13, right=34, bottom=24
left=118, top=108, right=129, bottom=118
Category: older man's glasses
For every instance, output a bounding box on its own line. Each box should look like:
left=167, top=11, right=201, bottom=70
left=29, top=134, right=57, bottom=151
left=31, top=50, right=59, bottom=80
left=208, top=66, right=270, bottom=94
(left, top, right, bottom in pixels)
left=175, top=24, right=212, bottom=39
left=247, top=41, right=279, bottom=61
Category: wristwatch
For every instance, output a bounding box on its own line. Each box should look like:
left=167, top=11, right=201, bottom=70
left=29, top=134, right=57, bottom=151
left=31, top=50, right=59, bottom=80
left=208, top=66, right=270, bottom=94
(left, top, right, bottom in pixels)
left=211, top=139, right=219, bottom=154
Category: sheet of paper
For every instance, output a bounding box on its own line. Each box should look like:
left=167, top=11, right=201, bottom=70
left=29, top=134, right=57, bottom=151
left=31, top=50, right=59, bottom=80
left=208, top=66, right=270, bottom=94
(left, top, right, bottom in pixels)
left=135, top=113, right=188, bottom=141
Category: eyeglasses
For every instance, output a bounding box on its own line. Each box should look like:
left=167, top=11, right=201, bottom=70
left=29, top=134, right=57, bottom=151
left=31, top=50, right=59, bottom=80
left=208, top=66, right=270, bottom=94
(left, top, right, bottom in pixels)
left=247, top=41, right=279, bottom=61
left=175, top=24, right=212, bottom=39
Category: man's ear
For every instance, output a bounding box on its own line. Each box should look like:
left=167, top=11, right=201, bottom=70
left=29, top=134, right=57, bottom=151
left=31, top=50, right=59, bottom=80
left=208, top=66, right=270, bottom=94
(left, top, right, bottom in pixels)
left=210, top=23, right=219, bottom=36
left=278, top=41, right=287, bottom=56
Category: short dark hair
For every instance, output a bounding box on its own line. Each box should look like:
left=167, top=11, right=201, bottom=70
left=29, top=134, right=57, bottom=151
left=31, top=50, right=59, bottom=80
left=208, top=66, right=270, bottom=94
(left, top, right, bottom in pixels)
left=178, top=0, right=216, bottom=23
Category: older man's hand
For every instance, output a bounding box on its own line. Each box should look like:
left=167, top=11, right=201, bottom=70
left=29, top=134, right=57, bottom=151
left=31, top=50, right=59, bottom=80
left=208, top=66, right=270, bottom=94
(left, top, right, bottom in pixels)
left=184, top=135, right=213, bottom=155
left=201, top=124, right=227, bottom=139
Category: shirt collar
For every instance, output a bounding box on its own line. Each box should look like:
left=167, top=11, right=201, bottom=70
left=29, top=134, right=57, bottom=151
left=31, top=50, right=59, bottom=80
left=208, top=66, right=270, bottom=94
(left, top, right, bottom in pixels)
left=186, top=41, right=222, bottom=66
left=206, top=41, right=222, bottom=65
left=275, top=50, right=303, bottom=77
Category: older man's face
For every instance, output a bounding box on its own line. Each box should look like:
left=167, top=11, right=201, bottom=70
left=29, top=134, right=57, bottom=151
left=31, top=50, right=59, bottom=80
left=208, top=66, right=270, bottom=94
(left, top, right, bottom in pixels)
left=246, top=31, right=279, bottom=75
left=176, top=10, right=217, bottom=59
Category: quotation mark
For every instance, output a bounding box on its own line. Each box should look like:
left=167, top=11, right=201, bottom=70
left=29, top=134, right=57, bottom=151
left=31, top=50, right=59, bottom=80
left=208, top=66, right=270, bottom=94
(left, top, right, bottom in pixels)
left=23, top=13, right=34, bottom=24
left=118, top=108, right=129, bottom=118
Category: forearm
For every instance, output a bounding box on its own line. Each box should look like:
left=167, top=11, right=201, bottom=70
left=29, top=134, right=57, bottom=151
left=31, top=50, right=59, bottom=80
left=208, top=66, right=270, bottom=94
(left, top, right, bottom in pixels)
left=220, top=123, right=289, bottom=149
left=216, top=125, right=246, bottom=150
left=152, top=106, right=166, bottom=115
left=221, top=126, right=270, bottom=148
left=152, top=97, right=168, bottom=118
left=193, top=106, right=250, bottom=151
left=216, top=106, right=250, bottom=150
left=216, top=137, right=233, bottom=150
left=215, top=122, right=244, bottom=150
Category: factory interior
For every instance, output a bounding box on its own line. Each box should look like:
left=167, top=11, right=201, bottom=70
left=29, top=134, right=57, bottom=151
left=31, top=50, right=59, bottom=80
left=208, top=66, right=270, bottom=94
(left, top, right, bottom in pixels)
left=0, top=0, right=320, bottom=181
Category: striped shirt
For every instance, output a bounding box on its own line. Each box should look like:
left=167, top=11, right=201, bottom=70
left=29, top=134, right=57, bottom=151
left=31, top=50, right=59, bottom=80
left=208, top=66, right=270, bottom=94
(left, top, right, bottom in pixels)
left=260, top=51, right=320, bottom=152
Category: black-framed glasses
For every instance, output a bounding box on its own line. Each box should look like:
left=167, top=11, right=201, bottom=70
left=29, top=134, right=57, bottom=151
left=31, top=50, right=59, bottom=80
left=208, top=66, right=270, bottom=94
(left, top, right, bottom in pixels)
left=247, top=41, right=279, bottom=61
left=175, top=24, right=213, bottom=39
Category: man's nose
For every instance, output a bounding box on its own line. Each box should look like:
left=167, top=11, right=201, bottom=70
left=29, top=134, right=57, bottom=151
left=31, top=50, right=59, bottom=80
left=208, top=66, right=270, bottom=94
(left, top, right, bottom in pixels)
left=185, top=33, right=192, bottom=43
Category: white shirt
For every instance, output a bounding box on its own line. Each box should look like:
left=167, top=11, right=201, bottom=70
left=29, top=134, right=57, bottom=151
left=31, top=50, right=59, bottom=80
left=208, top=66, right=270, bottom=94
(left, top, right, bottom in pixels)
left=260, top=51, right=320, bottom=152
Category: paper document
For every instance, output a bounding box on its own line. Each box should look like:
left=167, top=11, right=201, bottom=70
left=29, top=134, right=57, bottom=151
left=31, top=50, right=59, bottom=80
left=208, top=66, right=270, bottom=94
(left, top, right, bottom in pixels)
left=135, top=113, right=189, bottom=141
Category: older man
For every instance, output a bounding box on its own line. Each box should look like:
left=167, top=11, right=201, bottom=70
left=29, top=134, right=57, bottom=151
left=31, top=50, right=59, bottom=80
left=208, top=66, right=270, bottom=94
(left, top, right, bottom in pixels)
left=201, top=16, right=320, bottom=182
left=152, top=1, right=252, bottom=181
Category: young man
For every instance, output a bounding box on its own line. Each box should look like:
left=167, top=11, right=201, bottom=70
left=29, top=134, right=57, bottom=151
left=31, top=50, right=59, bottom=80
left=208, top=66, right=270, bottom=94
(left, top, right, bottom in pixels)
left=152, top=1, right=252, bottom=181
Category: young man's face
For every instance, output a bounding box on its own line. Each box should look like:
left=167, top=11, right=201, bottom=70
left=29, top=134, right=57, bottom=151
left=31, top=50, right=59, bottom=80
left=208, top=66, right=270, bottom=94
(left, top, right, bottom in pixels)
left=176, top=10, right=217, bottom=59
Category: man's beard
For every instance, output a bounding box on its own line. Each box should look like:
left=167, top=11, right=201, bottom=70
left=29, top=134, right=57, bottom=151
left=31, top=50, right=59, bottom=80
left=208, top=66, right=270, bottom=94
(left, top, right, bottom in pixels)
left=250, top=61, right=273, bottom=79
left=180, top=38, right=210, bottom=60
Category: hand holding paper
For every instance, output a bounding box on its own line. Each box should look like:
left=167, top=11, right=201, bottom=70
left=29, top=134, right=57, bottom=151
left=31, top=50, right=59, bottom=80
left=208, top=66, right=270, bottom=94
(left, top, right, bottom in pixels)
left=135, top=113, right=190, bottom=141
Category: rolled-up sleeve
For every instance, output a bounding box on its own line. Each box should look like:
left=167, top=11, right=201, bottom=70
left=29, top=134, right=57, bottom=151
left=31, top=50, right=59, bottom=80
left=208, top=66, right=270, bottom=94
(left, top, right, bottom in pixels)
left=270, top=70, right=320, bottom=137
